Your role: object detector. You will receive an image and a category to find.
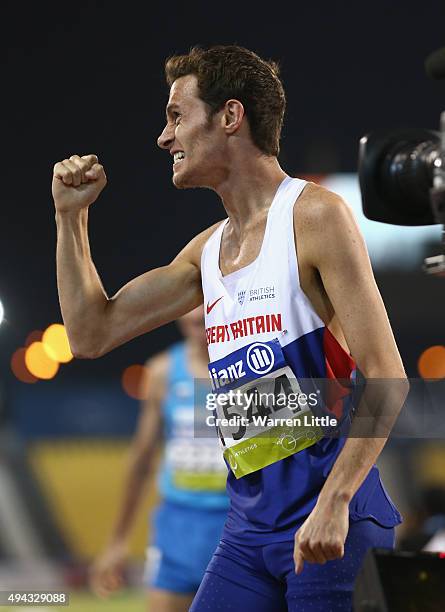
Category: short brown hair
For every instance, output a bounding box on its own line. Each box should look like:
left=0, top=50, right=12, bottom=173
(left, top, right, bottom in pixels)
left=165, top=45, right=286, bottom=157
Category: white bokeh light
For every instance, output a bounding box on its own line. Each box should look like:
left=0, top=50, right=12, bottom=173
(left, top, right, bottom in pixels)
left=0, top=299, right=4, bottom=325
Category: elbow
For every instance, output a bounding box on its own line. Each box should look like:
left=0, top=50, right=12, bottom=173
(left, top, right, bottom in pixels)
left=69, top=334, right=108, bottom=360
left=65, top=308, right=115, bottom=359
left=71, top=348, right=102, bottom=360
left=70, top=344, right=103, bottom=360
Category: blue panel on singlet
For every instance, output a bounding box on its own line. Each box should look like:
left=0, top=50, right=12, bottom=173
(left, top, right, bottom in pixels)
left=158, top=343, right=229, bottom=510
left=221, top=328, right=402, bottom=544
left=209, top=337, right=286, bottom=392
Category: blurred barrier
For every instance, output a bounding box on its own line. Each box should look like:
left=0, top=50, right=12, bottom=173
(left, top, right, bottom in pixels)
left=27, top=439, right=158, bottom=560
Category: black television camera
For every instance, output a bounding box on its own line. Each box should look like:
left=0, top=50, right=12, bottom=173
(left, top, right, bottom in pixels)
left=358, top=47, right=445, bottom=276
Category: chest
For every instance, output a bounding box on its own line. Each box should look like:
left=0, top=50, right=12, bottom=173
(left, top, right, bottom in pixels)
left=219, top=216, right=269, bottom=276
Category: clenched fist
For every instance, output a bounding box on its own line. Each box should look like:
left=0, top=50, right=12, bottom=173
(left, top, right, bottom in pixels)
left=294, top=496, right=349, bottom=574
left=52, top=154, right=107, bottom=213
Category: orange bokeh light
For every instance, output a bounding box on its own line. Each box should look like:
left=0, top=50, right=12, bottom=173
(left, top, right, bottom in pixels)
left=11, top=348, right=38, bottom=384
left=25, top=330, right=43, bottom=347
left=418, top=345, right=445, bottom=379
left=42, top=324, right=73, bottom=363
left=122, top=365, right=150, bottom=400
left=25, top=342, right=59, bottom=380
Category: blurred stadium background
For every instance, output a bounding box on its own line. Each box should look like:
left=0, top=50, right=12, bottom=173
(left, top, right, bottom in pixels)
left=2, top=1, right=445, bottom=609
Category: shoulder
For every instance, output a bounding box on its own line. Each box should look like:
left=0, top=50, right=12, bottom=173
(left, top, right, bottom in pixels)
left=295, top=182, right=354, bottom=232
left=144, top=350, right=171, bottom=388
left=173, top=220, right=225, bottom=268
left=295, top=182, right=367, bottom=270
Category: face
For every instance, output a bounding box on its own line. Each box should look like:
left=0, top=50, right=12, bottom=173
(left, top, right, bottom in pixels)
left=177, top=306, right=207, bottom=349
left=157, top=75, right=225, bottom=189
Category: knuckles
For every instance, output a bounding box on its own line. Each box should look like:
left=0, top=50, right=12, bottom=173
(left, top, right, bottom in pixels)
left=52, top=155, right=106, bottom=204
left=296, top=537, right=344, bottom=558
left=56, top=155, right=101, bottom=171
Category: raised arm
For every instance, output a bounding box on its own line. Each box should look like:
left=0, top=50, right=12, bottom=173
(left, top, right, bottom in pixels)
left=53, top=154, right=218, bottom=358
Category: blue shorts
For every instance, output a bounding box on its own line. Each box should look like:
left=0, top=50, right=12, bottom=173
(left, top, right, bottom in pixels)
left=190, top=519, right=395, bottom=611
left=144, top=500, right=227, bottom=594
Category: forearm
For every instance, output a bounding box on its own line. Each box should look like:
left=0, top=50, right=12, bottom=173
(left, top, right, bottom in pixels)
left=317, top=374, right=409, bottom=508
left=317, top=437, right=385, bottom=511
left=110, top=460, right=155, bottom=544
left=56, top=209, right=109, bottom=357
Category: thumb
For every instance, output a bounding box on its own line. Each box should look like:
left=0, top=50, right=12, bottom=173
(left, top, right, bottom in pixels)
left=294, top=543, right=304, bottom=575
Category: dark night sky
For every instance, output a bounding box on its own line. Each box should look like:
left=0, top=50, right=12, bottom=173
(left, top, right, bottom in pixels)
left=1, top=0, right=445, bottom=386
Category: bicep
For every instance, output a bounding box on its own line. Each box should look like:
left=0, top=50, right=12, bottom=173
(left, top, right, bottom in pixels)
left=95, top=225, right=218, bottom=355
left=102, top=258, right=202, bottom=352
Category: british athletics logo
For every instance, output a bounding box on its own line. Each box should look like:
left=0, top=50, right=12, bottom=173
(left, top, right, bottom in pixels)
left=206, top=313, right=282, bottom=345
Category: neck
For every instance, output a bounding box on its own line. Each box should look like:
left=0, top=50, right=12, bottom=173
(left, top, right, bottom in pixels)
left=212, top=152, right=287, bottom=238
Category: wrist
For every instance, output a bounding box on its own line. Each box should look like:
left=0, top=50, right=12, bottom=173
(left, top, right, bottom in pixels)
left=55, top=208, right=88, bottom=224
left=316, top=487, right=352, bottom=512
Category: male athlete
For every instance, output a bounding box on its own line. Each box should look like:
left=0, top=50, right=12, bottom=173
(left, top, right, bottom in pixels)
left=53, top=46, right=407, bottom=611
left=90, top=307, right=228, bottom=611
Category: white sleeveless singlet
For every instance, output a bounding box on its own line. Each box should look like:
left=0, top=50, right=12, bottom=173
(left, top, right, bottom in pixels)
left=201, top=176, right=355, bottom=478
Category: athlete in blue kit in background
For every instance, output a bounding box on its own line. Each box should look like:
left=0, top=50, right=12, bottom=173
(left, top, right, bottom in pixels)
left=90, top=307, right=228, bottom=611
left=53, top=45, right=408, bottom=610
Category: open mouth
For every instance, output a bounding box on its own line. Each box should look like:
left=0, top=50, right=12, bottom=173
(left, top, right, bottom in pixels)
left=173, top=151, right=185, bottom=166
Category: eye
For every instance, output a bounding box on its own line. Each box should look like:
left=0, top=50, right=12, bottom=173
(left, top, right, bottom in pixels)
left=174, top=113, right=181, bottom=125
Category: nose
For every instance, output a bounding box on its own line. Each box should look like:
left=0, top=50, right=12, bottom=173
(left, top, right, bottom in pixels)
left=157, top=123, right=175, bottom=150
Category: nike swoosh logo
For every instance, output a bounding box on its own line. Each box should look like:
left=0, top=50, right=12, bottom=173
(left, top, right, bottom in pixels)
left=206, top=296, right=224, bottom=315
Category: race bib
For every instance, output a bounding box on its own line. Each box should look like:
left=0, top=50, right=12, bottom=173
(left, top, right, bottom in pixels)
left=165, top=406, right=227, bottom=491
left=207, top=339, right=324, bottom=478
left=165, top=437, right=228, bottom=491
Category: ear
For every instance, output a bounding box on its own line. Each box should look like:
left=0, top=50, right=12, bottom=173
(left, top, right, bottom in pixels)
left=221, top=99, right=245, bottom=135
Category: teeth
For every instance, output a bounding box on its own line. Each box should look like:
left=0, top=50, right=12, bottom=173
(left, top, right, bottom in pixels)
left=173, top=152, right=185, bottom=163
